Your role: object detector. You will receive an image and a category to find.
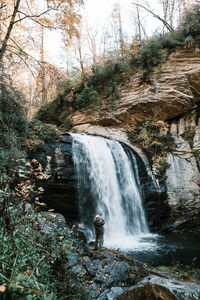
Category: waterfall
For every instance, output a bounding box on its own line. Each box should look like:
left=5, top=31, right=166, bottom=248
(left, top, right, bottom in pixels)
left=71, top=133, right=150, bottom=250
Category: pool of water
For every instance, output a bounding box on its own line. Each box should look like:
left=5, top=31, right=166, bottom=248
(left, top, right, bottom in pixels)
left=124, top=233, right=200, bottom=267
left=85, top=225, right=200, bottom=268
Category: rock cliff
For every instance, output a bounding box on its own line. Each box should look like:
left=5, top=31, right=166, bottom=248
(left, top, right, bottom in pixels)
left=68, top=45, right=200, bottom=233
left=70, top=46, right=200, bottom=130
left=29, top=46, right=200, bottom=234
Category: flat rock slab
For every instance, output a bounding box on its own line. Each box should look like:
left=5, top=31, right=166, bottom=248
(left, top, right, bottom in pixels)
left=116, top=275, right=200, bottom=300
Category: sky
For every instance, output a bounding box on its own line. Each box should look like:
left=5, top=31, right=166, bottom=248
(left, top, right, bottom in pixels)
left=45, top=0, right=163, bottom=67
left=82, top=0, right=162, bottom=31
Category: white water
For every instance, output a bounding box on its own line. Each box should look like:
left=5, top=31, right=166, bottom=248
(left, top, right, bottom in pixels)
left=71, top=133, right=157, bottom=251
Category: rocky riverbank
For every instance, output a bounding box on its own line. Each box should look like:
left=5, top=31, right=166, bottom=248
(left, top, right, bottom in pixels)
left=44, top=212, right=200, bottom=300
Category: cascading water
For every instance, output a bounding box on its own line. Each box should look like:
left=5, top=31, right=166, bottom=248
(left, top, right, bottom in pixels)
left=71, top=133, right=155, bottom=250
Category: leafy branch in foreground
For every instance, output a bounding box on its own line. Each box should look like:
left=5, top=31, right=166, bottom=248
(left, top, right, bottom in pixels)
left=0, top=165, right=73, bottom=299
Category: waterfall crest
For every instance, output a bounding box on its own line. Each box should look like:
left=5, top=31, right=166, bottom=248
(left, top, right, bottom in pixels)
left=71, top=133, right=149, bottom=249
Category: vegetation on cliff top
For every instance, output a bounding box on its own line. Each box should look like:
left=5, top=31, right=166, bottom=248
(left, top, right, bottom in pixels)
left=36, top=5, right=200, bottom=127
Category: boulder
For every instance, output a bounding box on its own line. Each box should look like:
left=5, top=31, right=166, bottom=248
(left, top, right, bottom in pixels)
left=95, top=261, right=130, bottom=288
left=116, top=275, right=200, bottom=300
left=97, top=287, right=127, bottom=300
left=62, top=251, right=79, bottom=271
left=37, top=211, right=67, bottom=233
left=83, top=259, right=104, bottom=276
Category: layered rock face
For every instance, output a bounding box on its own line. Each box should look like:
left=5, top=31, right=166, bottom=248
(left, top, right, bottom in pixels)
left=164, top=109, right=200, bottom=231
left=70, top=47, right=200, bottom=130
left=32, top=135, right=79, bottom=222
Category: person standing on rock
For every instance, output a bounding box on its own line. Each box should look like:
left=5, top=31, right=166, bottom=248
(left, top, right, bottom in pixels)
left=94, top=213, right=105, bottom=251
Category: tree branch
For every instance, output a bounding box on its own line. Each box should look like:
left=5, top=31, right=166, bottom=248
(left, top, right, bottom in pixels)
left=0, top=4, right=6, bottom=10
left=14, top=9, right=55, bottom=29
left=5, top=48, right=37, bottom=80
left=7, top=39, right=43, bottom=68
left=132, top=2, right=174, bottom=32
left=0, top=0, right=21, bottom=62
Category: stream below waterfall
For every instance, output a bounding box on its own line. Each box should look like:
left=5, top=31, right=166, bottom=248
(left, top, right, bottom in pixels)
left=125, top=233, right=200, bottom=267
left=70, top=133, right=200, bottom=268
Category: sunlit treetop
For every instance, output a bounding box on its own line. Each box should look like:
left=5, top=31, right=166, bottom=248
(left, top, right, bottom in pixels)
left=47, top=0, right=84, bottom=44
left=0, top=0, right=84, bottom=62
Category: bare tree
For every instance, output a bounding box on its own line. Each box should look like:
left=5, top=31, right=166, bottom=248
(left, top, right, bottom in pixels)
left=160, top=0, right=177, bottom=32
left=85, top=23, right=98, bottom=65
left=39, top=25, right=47, bottom=105
left=0, top=0, right=83, bottom=62
left=132, top=2, right=174, bottom=32
left=130, top=1, right=148, bottom=41
left=110, top=3, right=126, bottom=59
left=0, top=0, right=21, bottom=62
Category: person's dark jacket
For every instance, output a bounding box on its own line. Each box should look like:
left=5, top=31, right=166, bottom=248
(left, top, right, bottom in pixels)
left=94, top=217, right=105, bottom=235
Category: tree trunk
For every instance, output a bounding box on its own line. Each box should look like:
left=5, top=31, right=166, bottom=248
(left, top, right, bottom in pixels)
left=0, top=0, right=21, bottom=62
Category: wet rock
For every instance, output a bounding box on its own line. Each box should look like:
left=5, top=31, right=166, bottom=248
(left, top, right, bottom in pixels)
left=89, top=282, right=101, bottom=292
left=54, top=224, right=200, bottom=300
left=37, top=211, right=67, bottom=233
left=100, top=252, right=118, bottom=261
left=76, top=241, right=94, bottom=258
left=96, top=289, right=110, bottom=300
left=33, top=134, right=79, bottom=222
left=96, top=287, right=127, bottom=300
left=106, top=287, right=127, bottom=300
left=83, top=259, right=104, bottom=276
left=95, top=261, right=130, bottom=288
left=71, top=264, right=87, bottom=278
left=116, top=275, right=200, bottom=300
left=130, top=262, right=149, bottom=283
left=74, top=225, right=91, bottom=243
left=62, top=251, right=79, bottom=271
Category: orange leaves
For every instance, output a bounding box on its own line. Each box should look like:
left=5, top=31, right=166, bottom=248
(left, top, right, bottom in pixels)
left=31, top=288, right=39, bottom=295
left=16, top=158, right=50, bottom=204
left=46, top=0, right=84, bottom=45
left=25, top=270, right=31, bottom=276
left=0, top=285, right=6, bottom=292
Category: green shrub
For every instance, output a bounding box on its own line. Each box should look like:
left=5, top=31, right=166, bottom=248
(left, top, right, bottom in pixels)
left=89, top=60, right=128, bottom=89
left=73, top=85, right=101, bottom=109
left=27, top=119, right=59, bottom=142
left=0, top=174, right=73, bottom=299
left=137, top=39, right=164, bottom=84
left=139, top=69, right=152, bottom=85
left=58, top=111, right=72, bottom=130
left=23, top=119, right=59, bottom=153
left=159, top=31, right=184, bottom=49
left=36, top=99, right=61, bottom=125
left=179, top=5, right=200, bottom=38
left=138, top=39, right=164, bottom=70
left=129, top=53, right=139, bottom=67
left=0, top=86, right=27, bottom=149
left=0, top=86, right=27, bottom=173
left=48, top=6, right=200, bottom=116
left=155, top=262, right=200, bottom=281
